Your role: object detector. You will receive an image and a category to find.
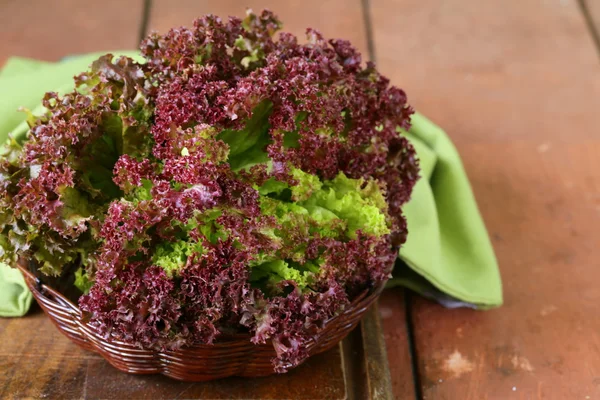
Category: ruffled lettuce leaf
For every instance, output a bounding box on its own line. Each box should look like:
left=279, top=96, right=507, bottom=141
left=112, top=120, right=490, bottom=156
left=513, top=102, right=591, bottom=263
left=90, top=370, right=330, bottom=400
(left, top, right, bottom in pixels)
left=302, top=173, right=390, bottom=238
left=259, top=168, right=389, bottom=240
left=152, top=239, right=205, bottom=277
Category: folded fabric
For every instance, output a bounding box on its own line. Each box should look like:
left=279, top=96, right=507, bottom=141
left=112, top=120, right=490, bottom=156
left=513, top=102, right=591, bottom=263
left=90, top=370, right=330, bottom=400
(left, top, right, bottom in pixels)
left=0, top=263, right=33, bottom=317
left=0, top=52, right=502, bottom=317
left=388, top=113, right=503, bottom=308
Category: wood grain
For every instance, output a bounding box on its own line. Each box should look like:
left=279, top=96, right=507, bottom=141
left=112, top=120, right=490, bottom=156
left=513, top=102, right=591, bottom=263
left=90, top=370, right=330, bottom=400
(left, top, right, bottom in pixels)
left=0, top=310, right=349, bottom=399
left=379, top=289, right=417, bottom=399
left=360, top=303, right=393, bottom=398
left=370, top=0, right=600, bottom=144
left=0, top=0, right=143, bottom=66
left=0, top=306, right=93, bottom=399
left=410, top=142, right=600, bottom=399
left=370, top=0, right=600, bottom=398
left=146, top=0, right=370, bottom=59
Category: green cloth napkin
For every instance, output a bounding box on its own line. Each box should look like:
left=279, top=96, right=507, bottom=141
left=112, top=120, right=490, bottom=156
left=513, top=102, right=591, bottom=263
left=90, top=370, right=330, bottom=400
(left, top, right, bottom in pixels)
left=0, top=263, right=33, bottom=317
left=0, top=52, right=502, bottom=317
left=388, top=114, right=503, bottom=309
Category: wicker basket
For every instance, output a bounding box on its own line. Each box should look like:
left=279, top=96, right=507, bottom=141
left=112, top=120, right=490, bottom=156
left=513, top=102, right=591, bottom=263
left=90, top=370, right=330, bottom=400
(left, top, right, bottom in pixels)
left=17, top=263, right=384, bottom=381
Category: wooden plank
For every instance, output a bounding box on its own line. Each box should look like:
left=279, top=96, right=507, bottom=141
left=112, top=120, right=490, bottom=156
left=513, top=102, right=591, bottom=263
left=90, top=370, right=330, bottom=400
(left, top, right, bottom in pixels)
left=0, top=311, right=347, bottom=399
left=361, top=303, right=393, bottom=398
left=379, top=289, right=417, bottom=399
left=147, top=0, right=370, bottom=59
left=340, top=303, right=395, bottom=399
left=370, top=0, right=600, bottom=398
left=370, top=0, right=600, bottom=144
left=0, top=307, right=94, bottom=399
left=0, top=0, right=143, bottom=66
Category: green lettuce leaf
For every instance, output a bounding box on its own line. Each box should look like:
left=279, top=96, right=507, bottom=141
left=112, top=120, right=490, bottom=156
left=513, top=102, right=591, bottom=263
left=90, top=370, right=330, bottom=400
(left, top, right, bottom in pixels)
left=74, top=267, right=94, bottom=294
left=302, top=174, right=390, bottom=239
left=152, top=239, right=205, bottom=277
left=250, top=259, right=313, bottom=290
left=218, top=100, right=273, bottom=170
left=259, top=169, right=390, bottom=240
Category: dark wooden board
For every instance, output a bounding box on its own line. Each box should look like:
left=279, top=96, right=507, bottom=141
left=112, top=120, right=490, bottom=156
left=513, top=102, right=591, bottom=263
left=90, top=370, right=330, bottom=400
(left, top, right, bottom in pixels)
left=370, top=0, right=600, bottom=398
left=0, top=303, right=397, bottom=399
left=379, top=289, right=417, bottom=399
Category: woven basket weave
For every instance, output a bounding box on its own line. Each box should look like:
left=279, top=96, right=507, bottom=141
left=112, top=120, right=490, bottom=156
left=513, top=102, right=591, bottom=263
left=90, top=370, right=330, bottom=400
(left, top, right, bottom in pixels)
left=17, top=263, right=384, bottom=381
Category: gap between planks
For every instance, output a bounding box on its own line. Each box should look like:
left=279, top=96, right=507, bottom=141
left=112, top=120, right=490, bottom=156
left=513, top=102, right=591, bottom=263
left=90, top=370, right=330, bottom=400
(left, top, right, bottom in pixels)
left=360, top=0, right=420, bottom=396
left=579, top=0, right=600, bottom=59
left=361, top=0, right=377, bottom=63
left=405, top=293, right=424, bottom=400
left=139, top=0, right=154, bottom=43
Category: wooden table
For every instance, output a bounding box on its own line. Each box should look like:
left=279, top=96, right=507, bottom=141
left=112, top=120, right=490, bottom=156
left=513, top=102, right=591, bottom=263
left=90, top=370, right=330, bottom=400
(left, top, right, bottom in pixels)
left=1, top=0, right=599, bottom=398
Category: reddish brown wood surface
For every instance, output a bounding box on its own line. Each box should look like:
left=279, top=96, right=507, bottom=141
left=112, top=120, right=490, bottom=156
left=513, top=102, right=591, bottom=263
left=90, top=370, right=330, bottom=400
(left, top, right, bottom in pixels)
left=371, top=0, right=600, bottom=398
left=147, top=0, right=370, bottom=58
left=0, top=0, right=143, bottom=66
left=379, top=289, right=416, bottom=399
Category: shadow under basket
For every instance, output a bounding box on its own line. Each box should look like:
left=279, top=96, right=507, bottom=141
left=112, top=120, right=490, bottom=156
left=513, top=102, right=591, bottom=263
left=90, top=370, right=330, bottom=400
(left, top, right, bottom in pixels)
left=17, top=263, right=385, bottom=382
